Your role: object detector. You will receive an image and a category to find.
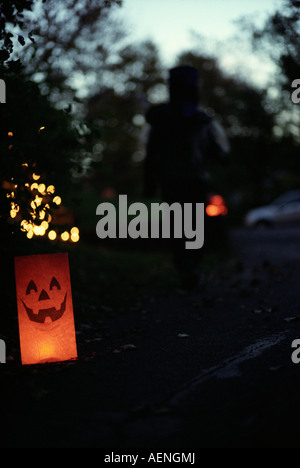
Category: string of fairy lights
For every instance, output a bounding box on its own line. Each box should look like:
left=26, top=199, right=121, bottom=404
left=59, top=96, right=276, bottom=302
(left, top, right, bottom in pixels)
left=5, top=128, right=80, bottom=244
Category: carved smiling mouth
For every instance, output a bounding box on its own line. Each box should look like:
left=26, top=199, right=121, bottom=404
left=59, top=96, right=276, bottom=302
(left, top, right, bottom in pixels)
left=22, top=293, right=67, bottom=323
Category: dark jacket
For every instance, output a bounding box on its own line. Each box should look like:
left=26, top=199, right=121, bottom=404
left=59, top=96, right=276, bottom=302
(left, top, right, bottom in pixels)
left=144, top=102, right=229, bottom=200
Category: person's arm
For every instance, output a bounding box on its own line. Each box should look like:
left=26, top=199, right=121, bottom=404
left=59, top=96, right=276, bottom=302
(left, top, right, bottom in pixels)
left=207, top=119, right=230, bottom=164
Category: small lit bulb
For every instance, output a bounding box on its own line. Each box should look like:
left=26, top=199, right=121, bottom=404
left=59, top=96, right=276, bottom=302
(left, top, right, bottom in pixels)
left=31, top=183, right=39, bottom=191
left=35, top=196, right=43, bottom=207
left=71, top=227, right=80, bottom=243
left=53, top=196, right=62, bottom=205
left=61, top=231, right=69, bottom=242
left=20, top=220, right=28, bottom=232
left=11, top=202, right=19, bottom=212
left=27, top=230, right=34, bottom=239
left=32, top=173, right=41, bottom=181
left=39, top=226, right=46, bottom=237
left=71, top=232, right=80, bottom=243
left=48, top=230, right=57, bottom=241
left=47, top=185, right=55, bottom=194
left=38, top=183, right=46, bottom=194
left=33, top=225, right=40, bottom=236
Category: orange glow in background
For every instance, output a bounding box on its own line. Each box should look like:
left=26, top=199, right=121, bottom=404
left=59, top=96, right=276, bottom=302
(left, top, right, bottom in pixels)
left=206, top=194, right=228, bottom=217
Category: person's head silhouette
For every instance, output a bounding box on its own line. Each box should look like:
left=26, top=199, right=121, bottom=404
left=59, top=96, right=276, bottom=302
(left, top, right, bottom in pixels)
left=168, top=65, right=199, bottom=104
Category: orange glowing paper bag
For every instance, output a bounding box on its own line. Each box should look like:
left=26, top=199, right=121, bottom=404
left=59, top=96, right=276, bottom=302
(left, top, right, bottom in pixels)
left=14, top=253, right=77, bottom=365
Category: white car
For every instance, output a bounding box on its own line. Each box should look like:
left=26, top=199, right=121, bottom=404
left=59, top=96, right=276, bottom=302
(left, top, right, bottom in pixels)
left=244, top=190, right=300, bottom=228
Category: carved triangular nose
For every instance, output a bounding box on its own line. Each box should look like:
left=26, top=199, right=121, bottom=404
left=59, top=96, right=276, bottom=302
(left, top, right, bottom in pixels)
left=38, top=289, right=50, bottom=301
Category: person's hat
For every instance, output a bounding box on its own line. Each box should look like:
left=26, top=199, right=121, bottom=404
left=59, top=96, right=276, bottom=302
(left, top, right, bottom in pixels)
left=169, top=65, right=199, bottom=88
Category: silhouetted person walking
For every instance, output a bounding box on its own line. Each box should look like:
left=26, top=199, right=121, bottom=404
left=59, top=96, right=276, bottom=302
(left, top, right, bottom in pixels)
left=144, top=65, right=230, bottom=289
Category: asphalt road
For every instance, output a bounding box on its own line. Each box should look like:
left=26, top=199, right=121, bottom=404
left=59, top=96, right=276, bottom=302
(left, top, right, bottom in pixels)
left=3, top=226, right=300, bottom=448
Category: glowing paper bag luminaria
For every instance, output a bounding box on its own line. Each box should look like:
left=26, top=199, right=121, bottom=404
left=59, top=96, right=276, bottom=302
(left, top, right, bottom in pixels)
left=14, top=253, right=77, bottom=365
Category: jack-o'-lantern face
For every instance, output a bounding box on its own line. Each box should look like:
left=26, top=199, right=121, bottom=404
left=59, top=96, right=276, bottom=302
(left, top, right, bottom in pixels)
left=15, top=253, right=77, bottom=365
left=22, top=276, right=67, bottom=324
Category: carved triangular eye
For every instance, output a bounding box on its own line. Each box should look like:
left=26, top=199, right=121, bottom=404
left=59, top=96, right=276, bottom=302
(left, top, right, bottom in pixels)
left=50, top=277, right=61, bottom=291
left=26, top=280, right=38, bottom=295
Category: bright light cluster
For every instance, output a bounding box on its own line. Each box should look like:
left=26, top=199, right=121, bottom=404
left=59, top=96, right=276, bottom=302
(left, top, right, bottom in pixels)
left=6, top=130, right=80, bottom=243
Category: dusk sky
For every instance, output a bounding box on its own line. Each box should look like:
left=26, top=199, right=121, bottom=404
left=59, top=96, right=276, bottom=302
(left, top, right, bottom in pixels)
left=113, top=0, right=282, bottom=86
